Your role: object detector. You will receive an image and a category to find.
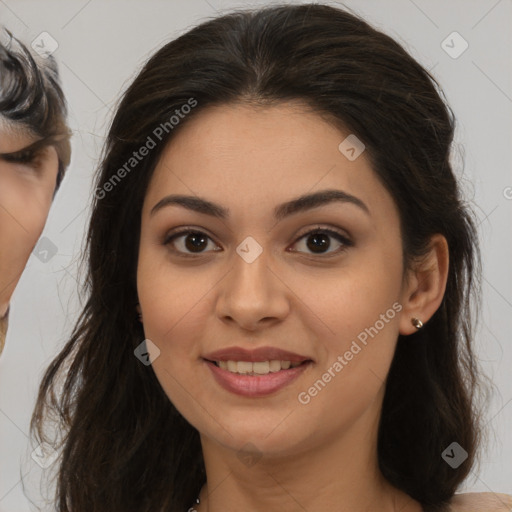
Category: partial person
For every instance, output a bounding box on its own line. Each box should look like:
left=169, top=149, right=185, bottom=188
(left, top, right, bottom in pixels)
left=0, top=29, right=71, bottom=355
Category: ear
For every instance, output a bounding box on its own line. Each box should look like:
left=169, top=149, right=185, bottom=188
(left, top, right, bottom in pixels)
left=398, top=234, right=449, bottom=336
left=136, top=303, right=143, bottom=322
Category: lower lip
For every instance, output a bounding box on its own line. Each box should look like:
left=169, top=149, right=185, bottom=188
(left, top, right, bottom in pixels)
left=204, top=360, right=311, bottom=397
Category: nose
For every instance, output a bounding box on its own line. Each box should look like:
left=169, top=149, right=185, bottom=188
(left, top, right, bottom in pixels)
left=215, top=243, right=290, bottom=331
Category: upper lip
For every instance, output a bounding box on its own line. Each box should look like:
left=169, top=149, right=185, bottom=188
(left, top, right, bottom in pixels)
left=203, top=346, right=312, bottom=363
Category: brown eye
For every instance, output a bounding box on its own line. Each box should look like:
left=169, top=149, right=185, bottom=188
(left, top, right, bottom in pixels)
left=164, top=229, right=221, bottom=257
left=291, top=227, right=353, bottom=256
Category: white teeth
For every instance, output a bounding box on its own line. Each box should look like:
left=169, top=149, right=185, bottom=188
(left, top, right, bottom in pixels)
left=269, top=360, right=281, bottom=372
left=237, top=361, right=252, bottom=374
left=253, top=361, right=270, bottom=374
left=214, top=359, right=304, bottom=375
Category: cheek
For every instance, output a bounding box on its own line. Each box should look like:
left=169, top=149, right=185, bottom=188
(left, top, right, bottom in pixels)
left=292, top=241, right=403, bottom=412
left=136, top=256, right=214, bottom=420
left=0, top=166, right=55, bottom=229
left=290, top=239, right=403, bottom=348
left=0, top=175, right=54, bottom=263
left=292, top=278, right=402, bottom=450
left=0, top=173, right=55, bottom=306
left=136, top=250, right=213, bottom=355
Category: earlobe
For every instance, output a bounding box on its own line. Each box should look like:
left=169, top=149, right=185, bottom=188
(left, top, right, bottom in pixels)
left=398, top=234, right=449, bottom=336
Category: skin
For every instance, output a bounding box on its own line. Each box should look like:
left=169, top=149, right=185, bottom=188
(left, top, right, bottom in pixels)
left=0, top=124, right=59, bottom=320
left=449, top=493, right=512, bottom=512
left=136, top=102, right=449, bottom=512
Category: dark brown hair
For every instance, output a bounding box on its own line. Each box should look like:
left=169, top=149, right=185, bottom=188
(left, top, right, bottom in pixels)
left=31, top=4, right=484, bottom=511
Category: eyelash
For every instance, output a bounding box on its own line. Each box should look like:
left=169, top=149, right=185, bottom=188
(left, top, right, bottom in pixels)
left=0, top=149, right=41, bottom=166
left=162, top=225, right=353, bottom=259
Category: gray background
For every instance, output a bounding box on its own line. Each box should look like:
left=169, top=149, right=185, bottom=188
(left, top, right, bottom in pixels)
left=0, top=0, right=511, bottom=510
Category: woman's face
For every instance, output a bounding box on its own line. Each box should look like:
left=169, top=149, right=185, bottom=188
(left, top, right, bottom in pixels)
left=137, top=102, right=413, bottom=459
left=0, top=125, right=59, bottom=317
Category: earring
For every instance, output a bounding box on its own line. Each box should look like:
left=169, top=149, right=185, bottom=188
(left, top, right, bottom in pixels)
left=411, top=317, right=423, bottom=329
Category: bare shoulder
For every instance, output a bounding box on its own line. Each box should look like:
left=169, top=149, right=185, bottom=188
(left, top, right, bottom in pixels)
left=447, top=492, right=512, bottom=511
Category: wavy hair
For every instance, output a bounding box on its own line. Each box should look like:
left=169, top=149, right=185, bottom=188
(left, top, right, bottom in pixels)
left=31, top=4, right=484, bottom=511
left=0, top=28, right=71, bottom=190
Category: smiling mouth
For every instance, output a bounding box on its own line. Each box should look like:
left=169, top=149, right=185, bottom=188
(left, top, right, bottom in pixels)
left=205, top=359, right=311, bottom=376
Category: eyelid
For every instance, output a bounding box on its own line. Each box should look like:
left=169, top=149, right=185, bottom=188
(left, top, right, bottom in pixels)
left=163, top=225, right=217, bottom=244
left=0, top=148, right=43, bottom=167
left=294, top=224, right=352, bottom=244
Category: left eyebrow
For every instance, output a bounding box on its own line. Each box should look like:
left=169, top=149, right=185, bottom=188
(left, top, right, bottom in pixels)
left=150, top=188, right=370, bottom=220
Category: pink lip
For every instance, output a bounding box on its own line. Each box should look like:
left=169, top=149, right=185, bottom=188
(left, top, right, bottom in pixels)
left=205, top=359, right=312, bottom=397
left=202, top=345, right=312, bottom=363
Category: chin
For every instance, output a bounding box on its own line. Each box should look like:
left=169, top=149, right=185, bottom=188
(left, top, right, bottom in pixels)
left=200, top=413, right=309, bottom=458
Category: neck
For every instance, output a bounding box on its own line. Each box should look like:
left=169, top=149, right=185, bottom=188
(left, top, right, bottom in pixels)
left=196, top=397, right=423, bottom=512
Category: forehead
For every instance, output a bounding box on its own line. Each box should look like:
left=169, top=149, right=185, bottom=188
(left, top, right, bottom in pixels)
left=0, top=117, right=37, bottom=153
left=162, top=101, right=344, bottom=165
left=143, top=102, right=398, bottom=224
